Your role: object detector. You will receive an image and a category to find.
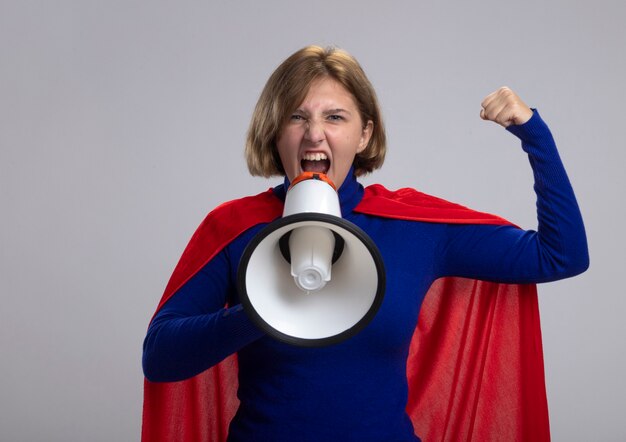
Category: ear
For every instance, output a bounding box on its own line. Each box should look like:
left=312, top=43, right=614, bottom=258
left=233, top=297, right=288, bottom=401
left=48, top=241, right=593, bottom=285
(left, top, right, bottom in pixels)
left=357, top=120, right=374, bottom=153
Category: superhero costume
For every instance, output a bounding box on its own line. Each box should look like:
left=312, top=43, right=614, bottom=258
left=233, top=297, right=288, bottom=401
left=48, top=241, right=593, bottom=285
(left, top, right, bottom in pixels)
left=142, top=111, right=588, bottom=441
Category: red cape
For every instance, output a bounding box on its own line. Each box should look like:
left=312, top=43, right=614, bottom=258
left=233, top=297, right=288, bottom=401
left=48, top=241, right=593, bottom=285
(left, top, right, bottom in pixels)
left=142, top=185, right=550, bottom=442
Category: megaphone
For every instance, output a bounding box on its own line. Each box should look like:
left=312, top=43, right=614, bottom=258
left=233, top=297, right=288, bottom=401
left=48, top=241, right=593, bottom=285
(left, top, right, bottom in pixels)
left=238, top=172, right=385, bottom=347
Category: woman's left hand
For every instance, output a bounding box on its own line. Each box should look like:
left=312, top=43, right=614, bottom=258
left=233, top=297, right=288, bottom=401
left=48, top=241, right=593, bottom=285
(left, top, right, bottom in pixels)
left=480, top=87, right=533, bottom=128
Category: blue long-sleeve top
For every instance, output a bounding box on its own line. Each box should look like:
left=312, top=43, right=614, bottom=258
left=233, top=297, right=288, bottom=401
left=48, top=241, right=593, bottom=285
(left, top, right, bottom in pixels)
left=143, top=111, right=588, bottom=441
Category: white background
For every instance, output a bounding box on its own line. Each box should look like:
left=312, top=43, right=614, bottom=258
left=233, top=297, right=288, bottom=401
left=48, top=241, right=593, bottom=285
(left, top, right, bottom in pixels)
left=1, top=1, right=624, bottom=440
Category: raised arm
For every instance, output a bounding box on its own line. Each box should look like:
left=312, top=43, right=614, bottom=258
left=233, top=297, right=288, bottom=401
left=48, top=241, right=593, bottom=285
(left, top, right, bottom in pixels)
left=437, top=88, right=589, bottom=283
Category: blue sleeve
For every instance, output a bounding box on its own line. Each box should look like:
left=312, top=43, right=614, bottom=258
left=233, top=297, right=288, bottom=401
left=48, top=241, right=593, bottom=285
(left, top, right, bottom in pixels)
left=142, top=231, right=265, bottom=382
left=436, top=110, right=589, bottom=283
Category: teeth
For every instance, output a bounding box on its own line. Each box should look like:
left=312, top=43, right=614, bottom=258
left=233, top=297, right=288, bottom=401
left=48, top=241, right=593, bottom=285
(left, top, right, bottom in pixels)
left=303, top=152, right=328, bottom=161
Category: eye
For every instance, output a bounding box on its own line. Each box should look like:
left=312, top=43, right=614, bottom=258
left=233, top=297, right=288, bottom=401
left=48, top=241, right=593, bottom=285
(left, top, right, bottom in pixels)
left=327, top=114, right=344, bottom=121
left=290, top=114, right=305, bottom=121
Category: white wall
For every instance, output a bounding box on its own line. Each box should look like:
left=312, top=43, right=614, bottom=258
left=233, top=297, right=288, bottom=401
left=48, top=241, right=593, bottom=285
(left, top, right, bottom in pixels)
left=1, top=1, right=624, bottom=440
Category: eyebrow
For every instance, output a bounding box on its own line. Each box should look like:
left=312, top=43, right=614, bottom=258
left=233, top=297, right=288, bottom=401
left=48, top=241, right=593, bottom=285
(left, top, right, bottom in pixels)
left=294, top=108, right=352, bottom=116
left=323, top=108, right=351, bottom=116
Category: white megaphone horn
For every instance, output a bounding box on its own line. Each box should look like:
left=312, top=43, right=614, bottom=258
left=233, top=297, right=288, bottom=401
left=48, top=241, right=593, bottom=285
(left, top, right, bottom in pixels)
left=237, top=172, right=386, bottom=347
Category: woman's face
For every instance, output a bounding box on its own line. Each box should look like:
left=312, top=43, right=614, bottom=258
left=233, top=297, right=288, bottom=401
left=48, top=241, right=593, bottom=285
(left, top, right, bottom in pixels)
left=276, top=77, right=373, bottom=189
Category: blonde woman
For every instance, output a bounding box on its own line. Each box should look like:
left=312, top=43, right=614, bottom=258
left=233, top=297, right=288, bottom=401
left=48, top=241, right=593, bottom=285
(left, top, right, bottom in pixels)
left=143, top=46, right=588, bottom=442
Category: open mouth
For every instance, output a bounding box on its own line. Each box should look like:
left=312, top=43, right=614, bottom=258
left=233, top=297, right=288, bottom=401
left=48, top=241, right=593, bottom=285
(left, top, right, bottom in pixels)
left=301, top=152, right=330, bottom=174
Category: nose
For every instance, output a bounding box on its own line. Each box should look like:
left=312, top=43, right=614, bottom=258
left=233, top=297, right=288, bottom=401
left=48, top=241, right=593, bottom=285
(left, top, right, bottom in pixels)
left=304, top=119, right=325, bottom=144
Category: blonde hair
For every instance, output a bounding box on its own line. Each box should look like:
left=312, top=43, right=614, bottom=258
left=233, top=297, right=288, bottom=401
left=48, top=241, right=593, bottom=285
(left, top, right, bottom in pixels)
left=245, top=45, right=386, bottom=177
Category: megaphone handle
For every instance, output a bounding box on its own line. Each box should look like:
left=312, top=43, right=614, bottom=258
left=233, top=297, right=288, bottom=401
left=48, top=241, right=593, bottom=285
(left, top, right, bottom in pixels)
left=279, top=230, right=345, bottom=264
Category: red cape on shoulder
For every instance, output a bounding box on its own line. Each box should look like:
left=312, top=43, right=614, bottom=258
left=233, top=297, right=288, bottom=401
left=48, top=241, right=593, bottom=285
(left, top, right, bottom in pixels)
left=142, top=185, right=550, bottom=442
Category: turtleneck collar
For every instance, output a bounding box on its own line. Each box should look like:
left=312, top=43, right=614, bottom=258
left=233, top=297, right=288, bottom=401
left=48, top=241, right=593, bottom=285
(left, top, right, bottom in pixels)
left=271, top=167, right=365, bottom=217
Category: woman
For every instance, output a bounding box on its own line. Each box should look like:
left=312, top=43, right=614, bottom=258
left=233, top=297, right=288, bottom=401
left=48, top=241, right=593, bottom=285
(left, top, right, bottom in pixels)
left=142, top=46, right=588, bottom=441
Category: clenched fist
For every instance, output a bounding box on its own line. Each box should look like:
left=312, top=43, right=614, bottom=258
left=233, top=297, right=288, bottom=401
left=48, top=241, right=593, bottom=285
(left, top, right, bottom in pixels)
left=480, top=87, right=533, bottom=128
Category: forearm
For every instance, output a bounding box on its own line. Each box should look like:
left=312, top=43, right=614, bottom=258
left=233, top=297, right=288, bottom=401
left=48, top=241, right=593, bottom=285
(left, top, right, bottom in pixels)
left=142, top=249, right=264, bottom=382
left=143, top=305, right=262, bottom=382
